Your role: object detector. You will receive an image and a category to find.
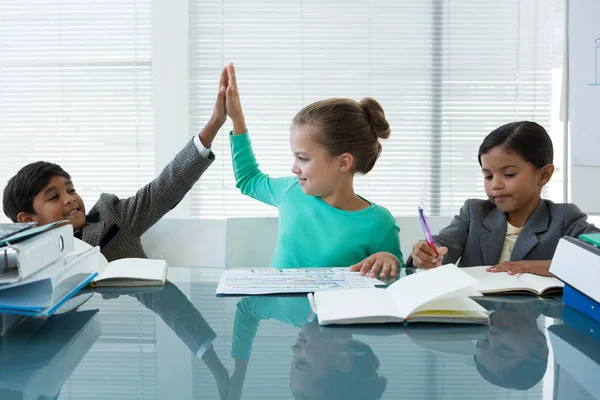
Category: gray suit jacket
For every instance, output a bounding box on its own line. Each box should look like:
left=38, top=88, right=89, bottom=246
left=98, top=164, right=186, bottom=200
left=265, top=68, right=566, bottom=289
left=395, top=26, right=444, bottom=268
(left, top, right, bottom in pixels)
left=407, top=198, right=600, bottom=268
left=135, top=282, right=216, bottom=355
left=77, top=139, right=213, bottom=262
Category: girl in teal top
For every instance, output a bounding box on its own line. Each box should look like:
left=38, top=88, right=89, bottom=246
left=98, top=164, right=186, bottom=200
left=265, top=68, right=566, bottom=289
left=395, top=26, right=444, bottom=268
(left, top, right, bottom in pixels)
left=229, top=297, right=388, bottom=400
left=224, top=63, right=404, bottom=278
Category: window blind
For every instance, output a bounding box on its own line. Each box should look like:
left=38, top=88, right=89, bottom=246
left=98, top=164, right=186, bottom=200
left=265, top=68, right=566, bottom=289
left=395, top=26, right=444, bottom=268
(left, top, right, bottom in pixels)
left=0, top=0, right=154, bottom=222
left=188, top=0, right=558, bottom=218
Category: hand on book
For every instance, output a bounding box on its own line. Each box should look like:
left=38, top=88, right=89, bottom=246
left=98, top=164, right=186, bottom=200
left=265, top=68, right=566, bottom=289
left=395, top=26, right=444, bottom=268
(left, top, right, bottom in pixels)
left=349, top=252, right=399, bottom=278
left=486, top=260, right=552, bottom=277
left=411, top=240, right=448, bottom=269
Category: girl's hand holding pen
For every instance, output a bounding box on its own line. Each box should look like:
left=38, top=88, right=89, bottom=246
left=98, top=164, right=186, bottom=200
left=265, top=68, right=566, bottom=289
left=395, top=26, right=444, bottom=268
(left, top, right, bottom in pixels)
left=411, top=241, right=448, bottom=269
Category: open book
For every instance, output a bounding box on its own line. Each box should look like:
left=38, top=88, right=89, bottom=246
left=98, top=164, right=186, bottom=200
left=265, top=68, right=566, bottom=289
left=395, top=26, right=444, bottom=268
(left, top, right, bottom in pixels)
left=92, top=257, right=168, bottom=287
left=461, top=266, right=563, bottom=296
left=72, top=238, right=168, bottom=287
left=308, top=264, right=489, bottom=325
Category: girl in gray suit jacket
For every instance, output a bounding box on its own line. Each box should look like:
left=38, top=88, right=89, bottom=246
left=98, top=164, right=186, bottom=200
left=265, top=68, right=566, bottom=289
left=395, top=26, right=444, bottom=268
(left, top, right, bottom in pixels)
left=355, top=121, right=599, bottom=277
left=408, top=121, right=599, bottom=276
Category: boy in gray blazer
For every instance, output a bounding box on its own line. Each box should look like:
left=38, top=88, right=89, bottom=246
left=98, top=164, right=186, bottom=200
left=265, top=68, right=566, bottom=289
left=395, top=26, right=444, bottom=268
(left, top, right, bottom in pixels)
left=3, top=68, right=229, bottom=262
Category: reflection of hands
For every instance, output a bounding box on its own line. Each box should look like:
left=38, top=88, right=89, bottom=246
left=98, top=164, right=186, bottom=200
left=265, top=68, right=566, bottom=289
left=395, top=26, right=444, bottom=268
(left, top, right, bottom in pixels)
left=229, top=359, right=248, bottom=400
left=214, top=366, right=230, bottom=400
left=200, top=347, right=230, bottom=400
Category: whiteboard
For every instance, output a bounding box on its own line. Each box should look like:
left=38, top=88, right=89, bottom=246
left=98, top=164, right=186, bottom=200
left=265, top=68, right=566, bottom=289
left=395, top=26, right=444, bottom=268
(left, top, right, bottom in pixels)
left=569, top=0, right=600, bottom=166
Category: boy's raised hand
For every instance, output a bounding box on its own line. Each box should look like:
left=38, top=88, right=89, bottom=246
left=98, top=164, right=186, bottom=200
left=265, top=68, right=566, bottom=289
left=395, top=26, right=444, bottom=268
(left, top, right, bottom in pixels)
left=212, top=66, right=228, bottom=126
left=199, top=66, right=228, bottom=149
left=349, top=252, right=399, bottom=279
left=411, top=240, right=448, bottom=269
left=225, top=63, right=247, bottom=134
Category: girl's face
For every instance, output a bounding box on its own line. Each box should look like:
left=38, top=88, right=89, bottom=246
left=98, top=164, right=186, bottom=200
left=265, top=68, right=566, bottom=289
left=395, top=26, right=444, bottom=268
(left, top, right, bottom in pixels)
left=289, top=323, right=351, bottom=397
left=480, top=147, right=553, bottom=220
left=289, top=124, right=350, bottom=197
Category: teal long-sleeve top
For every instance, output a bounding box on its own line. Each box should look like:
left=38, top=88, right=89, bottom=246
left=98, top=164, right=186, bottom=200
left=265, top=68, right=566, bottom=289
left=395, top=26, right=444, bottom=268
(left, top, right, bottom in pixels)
left=232, top=297, right=312, bottom=361
left=230, top=132, right=404, bottom=268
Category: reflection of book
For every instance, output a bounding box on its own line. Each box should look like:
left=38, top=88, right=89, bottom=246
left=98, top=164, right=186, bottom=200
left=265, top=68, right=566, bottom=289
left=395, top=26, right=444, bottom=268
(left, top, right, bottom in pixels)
left=461, top=266, right=563, bottom=296
left=0, top=309, right=101, bottom=398
left=309, top=264, right=489, bottom=325
left=318, top=322, right=487, bottom=366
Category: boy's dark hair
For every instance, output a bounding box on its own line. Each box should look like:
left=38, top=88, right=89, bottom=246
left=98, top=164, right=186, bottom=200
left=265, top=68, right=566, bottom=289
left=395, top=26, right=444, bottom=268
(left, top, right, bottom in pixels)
left=478, top=121, right=554, bottom=168
left=3, top=161, right=71, bottom=222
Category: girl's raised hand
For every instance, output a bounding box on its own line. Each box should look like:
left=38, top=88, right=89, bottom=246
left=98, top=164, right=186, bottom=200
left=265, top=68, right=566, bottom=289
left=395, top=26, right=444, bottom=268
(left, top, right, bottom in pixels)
left=225, top=63, right=247, bottom=134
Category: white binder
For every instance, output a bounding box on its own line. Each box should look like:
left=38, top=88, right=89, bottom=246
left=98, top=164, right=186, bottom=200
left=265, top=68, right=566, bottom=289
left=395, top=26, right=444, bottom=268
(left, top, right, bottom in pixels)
left=0, top=224, right=74, bottom=284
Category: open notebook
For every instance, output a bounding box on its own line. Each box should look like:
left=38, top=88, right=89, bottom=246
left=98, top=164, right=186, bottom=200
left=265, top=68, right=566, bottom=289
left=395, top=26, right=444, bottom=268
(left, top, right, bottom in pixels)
left=461, top=266, right=563, bottom=296
left=73, top=238, right=168, bottom=287
left=308, top=264, right=489, bottom=325
left=92, top=257, right=168, bottom=287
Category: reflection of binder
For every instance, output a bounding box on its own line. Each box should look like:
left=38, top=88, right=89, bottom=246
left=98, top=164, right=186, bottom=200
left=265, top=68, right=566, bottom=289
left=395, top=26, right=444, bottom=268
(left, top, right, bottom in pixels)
left=548, top=308, right=600, bottom=400
left=0, top=309, right=101, bottom=399
left=563, top=284, right=600, bottom=323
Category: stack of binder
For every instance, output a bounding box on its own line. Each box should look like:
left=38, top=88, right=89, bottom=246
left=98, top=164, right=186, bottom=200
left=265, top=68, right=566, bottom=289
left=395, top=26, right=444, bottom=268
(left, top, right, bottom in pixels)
left=549, top=235, right=600, bottom=323
left=0, top=221, right=99, bottom=326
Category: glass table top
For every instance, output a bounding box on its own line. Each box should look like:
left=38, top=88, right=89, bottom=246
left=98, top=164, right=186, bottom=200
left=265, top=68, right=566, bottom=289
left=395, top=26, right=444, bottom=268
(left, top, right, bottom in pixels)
left=0, top=267, right=597, bottom=400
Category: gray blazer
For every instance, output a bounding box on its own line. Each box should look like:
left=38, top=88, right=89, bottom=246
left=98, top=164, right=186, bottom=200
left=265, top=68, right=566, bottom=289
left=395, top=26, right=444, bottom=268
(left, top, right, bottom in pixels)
left=407, top=198, right=600, bottom=268
left=135, top=282, right=216, bottom=355
left=76, top=139, right=213, bottom=262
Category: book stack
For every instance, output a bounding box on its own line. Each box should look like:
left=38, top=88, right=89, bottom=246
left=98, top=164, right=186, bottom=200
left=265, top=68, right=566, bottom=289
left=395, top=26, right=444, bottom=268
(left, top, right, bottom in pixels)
left=0, top=221, right=99, bottom=331
left=550, top=235, right=600, bottom=323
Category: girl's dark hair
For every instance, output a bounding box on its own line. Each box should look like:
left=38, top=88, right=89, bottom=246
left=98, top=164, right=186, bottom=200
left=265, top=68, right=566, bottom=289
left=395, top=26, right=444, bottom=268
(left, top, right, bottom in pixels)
left=477, top=121, right=553, bottom=168
left=475, top=354, right=548, bottom=391
left=292, top=97, right=391, bottom=175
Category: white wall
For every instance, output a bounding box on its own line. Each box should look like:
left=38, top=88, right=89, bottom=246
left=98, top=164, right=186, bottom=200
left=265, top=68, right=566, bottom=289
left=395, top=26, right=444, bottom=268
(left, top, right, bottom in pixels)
left=142, top=216, right=453, bottom=268
left=569, top=0, right=600, bottom=214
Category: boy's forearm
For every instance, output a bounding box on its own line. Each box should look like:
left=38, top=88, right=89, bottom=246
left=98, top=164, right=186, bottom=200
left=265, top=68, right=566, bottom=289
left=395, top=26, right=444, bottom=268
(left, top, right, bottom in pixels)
left=198, top=118, right=224, bottom=149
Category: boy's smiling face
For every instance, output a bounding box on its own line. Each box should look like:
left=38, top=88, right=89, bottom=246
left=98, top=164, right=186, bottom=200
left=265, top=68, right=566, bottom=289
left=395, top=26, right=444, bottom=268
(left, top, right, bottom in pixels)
left=17, top=175, right=86, bottom=230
